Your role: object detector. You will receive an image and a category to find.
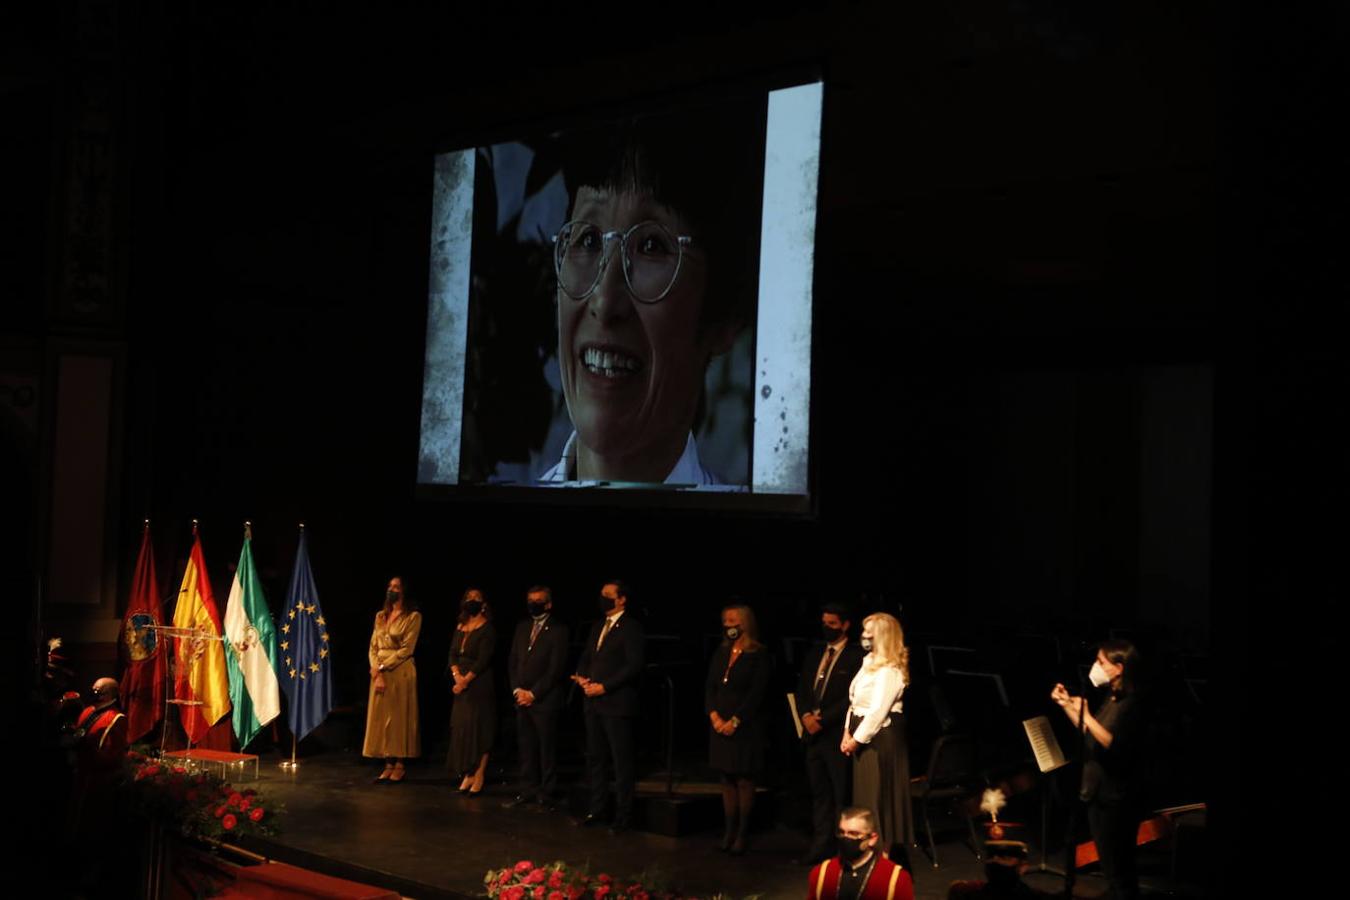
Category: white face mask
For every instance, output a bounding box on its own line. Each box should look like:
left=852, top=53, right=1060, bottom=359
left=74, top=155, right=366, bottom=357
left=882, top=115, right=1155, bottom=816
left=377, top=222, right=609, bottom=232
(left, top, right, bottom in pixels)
left=1088, top=660, right=1111, bottom=688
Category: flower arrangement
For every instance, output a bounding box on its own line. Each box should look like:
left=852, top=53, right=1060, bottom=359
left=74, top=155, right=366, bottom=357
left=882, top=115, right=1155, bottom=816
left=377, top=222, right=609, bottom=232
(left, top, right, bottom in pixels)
left=485, top=861, right=589, bottom=900
left=127, top=750, right=282, bottom=840
left=484, top=860, right=745, bottom=900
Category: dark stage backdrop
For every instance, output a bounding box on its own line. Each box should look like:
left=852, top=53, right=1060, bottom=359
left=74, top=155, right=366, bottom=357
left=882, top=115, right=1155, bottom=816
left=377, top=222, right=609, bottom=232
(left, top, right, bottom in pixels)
left=88, top=3, right=1218, bottom=663
left=9, top=0, right=1221, bottom=761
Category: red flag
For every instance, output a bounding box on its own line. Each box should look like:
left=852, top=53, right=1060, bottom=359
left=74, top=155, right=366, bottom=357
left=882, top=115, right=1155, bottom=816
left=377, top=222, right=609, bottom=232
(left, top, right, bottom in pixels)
left=119, top=524, right=165, bottom=742
left=171, top=530, right=231, bottom=744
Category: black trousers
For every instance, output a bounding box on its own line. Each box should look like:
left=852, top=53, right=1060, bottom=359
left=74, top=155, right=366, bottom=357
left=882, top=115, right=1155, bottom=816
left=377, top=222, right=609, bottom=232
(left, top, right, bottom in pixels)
left=1087, top=797, right=1139, bottom=900
left=804, top=737, right=850, bottom=854
left=516, top=703, right=560, bottom=801
left=585, top=712, right=636, bottom=825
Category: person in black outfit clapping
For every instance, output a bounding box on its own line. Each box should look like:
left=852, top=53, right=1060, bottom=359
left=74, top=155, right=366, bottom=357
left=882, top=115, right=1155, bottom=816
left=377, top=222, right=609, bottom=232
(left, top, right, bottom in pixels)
left=504, top=585, right=569, bottom=809
left=1051, top=639, right=1144, bottom=900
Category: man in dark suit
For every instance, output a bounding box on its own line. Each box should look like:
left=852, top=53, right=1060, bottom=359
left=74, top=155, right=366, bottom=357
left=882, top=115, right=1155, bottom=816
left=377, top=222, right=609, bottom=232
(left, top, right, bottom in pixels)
left=572, top=579, right=645, bottom=834
left=796, top=603, right=865, bottom=864
left=504, top=585, right=570, bottom=810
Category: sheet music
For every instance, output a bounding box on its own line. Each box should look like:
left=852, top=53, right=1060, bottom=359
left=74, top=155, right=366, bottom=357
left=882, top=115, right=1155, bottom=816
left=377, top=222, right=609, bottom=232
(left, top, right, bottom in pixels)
left=787, top=692, right=803, bottom=739
left=1023, top=715, right=1068, bottom=773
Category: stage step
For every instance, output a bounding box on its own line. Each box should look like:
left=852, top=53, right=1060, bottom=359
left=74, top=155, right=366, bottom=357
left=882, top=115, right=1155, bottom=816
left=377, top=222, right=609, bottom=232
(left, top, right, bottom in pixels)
left=224, top=861, right=401, bottom=900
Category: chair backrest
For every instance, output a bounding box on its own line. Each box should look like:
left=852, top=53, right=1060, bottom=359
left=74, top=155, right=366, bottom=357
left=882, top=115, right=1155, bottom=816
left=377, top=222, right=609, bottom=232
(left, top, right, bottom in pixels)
left=925, top=733, right=977, bottom=787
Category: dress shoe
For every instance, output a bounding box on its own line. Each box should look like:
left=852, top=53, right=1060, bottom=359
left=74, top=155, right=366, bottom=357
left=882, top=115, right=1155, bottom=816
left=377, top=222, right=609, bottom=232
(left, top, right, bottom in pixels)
left=576, top=814, right=607, bottom=828
left=502, top=794, right=534, bottom=810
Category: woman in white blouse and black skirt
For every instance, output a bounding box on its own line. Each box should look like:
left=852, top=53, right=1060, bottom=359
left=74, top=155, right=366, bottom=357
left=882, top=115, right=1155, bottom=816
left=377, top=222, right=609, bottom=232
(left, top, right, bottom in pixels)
left=840, top=612, right=913, bottom=851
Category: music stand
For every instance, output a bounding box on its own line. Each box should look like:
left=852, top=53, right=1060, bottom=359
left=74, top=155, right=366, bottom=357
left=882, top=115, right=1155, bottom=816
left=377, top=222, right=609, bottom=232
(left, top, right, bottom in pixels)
left=1022, top=715, right=1071, bottom=880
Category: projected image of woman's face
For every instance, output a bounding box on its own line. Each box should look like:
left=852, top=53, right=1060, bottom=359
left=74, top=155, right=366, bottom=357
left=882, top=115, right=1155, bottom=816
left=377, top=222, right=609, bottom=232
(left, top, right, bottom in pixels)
left=557, top=186, right=730, bottom=482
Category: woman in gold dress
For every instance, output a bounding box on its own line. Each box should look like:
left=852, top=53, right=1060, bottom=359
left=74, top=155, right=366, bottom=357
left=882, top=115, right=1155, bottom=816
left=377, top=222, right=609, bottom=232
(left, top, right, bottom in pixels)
left=364, top=577, right=422, bottom=782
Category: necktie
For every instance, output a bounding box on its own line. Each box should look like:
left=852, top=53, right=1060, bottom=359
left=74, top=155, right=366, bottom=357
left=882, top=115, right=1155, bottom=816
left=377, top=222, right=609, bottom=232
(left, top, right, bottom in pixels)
left=813, top=646, right=836, bottom=705
left=597, top=617, right=614, bottom=650
left=529, top=620, right=542, bottom=650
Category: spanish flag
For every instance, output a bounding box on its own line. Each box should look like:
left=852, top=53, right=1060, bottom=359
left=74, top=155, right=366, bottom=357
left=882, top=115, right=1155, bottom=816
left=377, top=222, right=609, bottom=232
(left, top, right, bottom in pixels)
left=171, top=528, right=231, bottom=743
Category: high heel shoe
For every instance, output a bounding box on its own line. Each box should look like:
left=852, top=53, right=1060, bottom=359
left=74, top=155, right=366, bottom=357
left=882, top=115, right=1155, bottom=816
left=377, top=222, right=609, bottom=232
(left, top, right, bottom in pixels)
left=468, top=772, right=485, bottom=795
left=389, top=764, right=406, bottom=783
left=458, top=775, right=472, bottom=793
left=375, top=764, right=394, bottom=783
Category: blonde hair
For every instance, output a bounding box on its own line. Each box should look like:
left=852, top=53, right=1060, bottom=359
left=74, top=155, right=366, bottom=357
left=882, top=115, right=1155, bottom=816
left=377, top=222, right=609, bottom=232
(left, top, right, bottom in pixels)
left=862, top=613, right=909, bottom=681
left=722, top=604, right=763, bottom=651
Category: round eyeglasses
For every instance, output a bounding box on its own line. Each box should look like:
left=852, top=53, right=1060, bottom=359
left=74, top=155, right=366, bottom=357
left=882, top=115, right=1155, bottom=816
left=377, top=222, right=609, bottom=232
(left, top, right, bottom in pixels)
left=552, top=220, right=693, bottom=304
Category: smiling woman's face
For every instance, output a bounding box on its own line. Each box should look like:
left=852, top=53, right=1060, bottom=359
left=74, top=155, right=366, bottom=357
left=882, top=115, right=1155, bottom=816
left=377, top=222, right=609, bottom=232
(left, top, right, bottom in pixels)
left=558, top=186, right=730, bottom=482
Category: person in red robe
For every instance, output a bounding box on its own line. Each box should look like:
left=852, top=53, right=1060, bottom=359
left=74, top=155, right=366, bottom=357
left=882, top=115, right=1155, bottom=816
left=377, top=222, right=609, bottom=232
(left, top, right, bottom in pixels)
left=807, top=807, right=915, bottom=900
left=68, top=678, right=128, bottom=832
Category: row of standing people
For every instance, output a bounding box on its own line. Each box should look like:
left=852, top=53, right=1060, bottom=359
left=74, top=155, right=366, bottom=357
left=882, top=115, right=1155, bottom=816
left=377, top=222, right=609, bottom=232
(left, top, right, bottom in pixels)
left=361, top=578, right=916, bottom=856
left=361, top=578, right=650, bottom=834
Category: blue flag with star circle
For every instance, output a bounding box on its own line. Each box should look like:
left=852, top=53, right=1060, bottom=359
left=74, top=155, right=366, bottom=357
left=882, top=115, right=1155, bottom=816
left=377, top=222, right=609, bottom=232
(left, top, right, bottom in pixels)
left=279, top=530, right=333, bottom=741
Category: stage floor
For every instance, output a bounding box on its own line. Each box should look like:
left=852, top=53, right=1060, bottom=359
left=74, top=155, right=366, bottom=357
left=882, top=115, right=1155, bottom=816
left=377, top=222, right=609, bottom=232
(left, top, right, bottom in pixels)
left=233, top=753, right=1193, bottom=899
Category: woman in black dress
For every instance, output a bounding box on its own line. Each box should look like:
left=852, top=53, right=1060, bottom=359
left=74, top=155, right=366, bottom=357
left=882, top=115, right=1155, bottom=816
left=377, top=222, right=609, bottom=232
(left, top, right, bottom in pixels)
left=705, top=604, right=772, bottom=855
left=447, top=588, right=496, bottom=794
left=1051, top=639, right=1143, bottom=900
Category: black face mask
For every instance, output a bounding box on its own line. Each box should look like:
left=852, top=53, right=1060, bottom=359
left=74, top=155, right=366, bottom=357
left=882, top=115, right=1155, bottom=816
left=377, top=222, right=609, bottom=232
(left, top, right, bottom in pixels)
left=724, top=626, right=741, bottom=641
left=599, top=594, right=616, bottom=614
left=386, top=590, right=401, bottom=604
left=838, top=836, right=871, bottom=863
left=463, top=600, right=483, bottom=617
left=822, top=625, right=842, bottom=643
left=527, top=601, right=549, bottom=618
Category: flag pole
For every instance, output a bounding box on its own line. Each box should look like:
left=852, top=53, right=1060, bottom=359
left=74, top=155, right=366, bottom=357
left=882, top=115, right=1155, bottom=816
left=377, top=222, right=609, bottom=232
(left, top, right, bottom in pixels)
left=279, top=520, right=305, bottom=772
left=281, top=733, right=298, bottom=771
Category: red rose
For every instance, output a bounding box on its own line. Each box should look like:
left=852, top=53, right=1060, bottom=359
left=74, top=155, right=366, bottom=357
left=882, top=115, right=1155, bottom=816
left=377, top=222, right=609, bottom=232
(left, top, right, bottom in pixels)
left=222, top=813, right=237, bottom=830
left=504, top=887, right=525, bottom=900
left=214, top=805, right=227, bottom=818
left=533, top=889, right=545, bottom=900
left=514, top=861, right=534, bottom=873
left=548, top=893, right=565, bottom=900
left=249, top=807, right=265, bottom=822
left=526, top=869, right=546, bottom=885
left=172, top=766, right=186, bottom=774
left=593, top=887, right=610, bottom=899
left=227, top=792, right=243, bottom=808
left=548, top=871, right=564, bottom=889
left=597, top=874, right=612, bottom=884
left=499, top=872, right=512, bottom=886
left=145, top=765, right=161, bottom=776
left=239, top=796, right=252, bottom=811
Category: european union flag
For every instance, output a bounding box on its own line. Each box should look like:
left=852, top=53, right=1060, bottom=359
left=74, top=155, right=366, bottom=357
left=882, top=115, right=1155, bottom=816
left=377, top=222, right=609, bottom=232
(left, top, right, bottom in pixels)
left=279, top=529, right=332, bottom=741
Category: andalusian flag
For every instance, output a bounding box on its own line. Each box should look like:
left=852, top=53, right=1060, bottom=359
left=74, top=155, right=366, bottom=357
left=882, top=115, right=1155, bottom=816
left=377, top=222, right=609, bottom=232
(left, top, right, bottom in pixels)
left=224, top=525, right=281, bottom=748
left=172, top=527, right=231, bottom=744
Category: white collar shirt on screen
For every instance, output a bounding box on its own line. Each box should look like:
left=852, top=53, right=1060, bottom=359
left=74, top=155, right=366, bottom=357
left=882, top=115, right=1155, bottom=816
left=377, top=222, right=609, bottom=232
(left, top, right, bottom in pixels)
left=539, top=431, right=741, bottom=490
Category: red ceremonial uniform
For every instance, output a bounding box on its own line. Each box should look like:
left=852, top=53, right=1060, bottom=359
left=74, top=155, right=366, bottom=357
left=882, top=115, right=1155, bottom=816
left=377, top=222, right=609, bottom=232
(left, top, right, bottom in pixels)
left=75, top=705, right=128, bottom=774
left=807, top=855, right=914, bottom=900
